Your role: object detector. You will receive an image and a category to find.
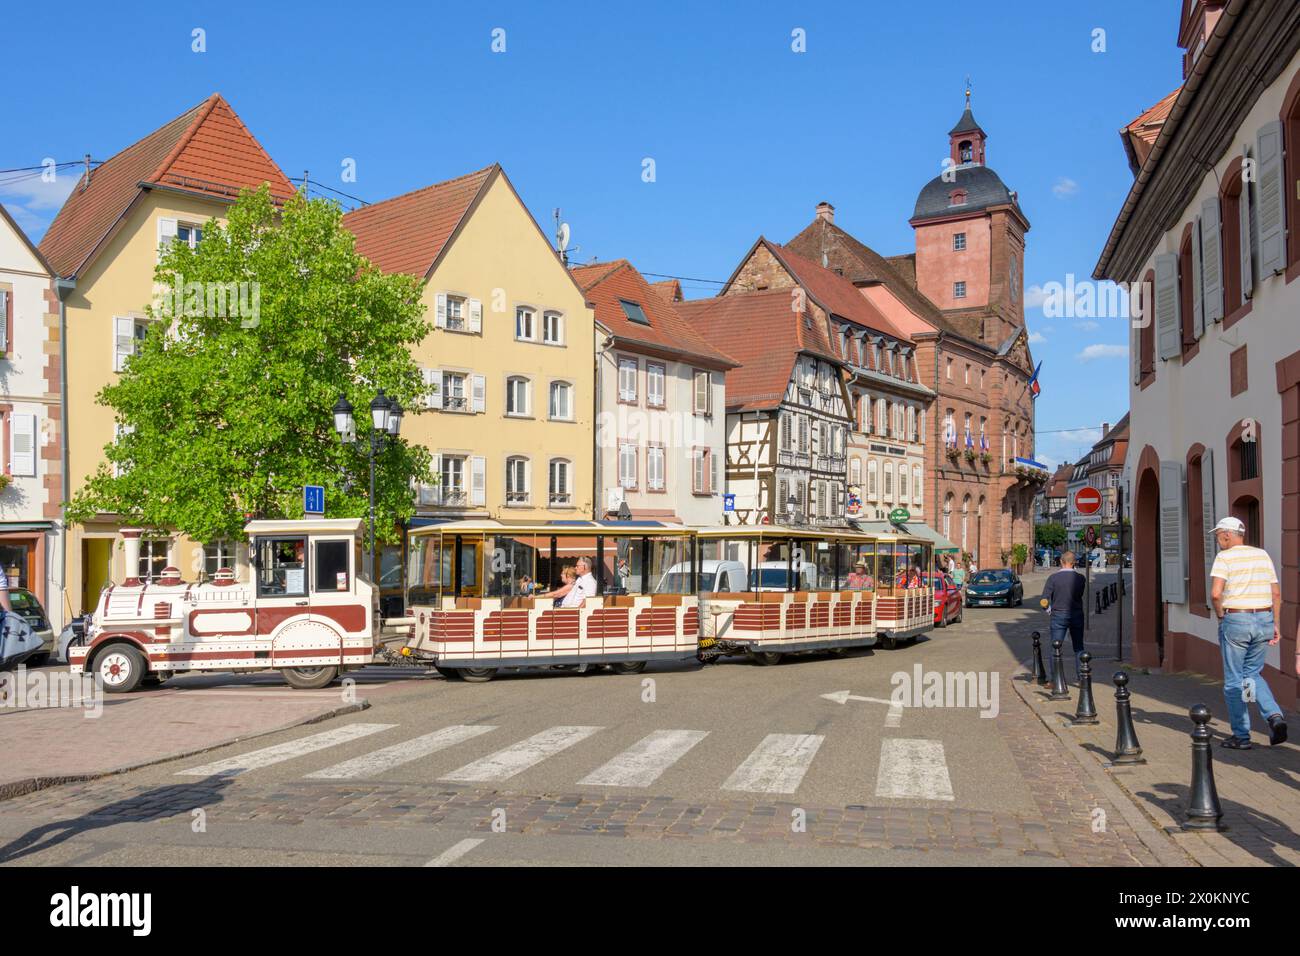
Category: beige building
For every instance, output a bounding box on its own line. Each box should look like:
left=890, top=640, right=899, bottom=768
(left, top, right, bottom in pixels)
left=38, top=94, right=296, bottom=614
left=343, top=166, right=595, bottom=522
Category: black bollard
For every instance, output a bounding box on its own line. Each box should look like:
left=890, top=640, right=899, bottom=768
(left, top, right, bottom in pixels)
left=1096, top=591, right=1103, bottom=615
left=1031, top=631, right=1049, bottom=685
left=1073, top=652, right=1099, bottom=723
left=1183, top=704, right=1226, bottom=831
left=1102, top=587, right=1110, bottom=611
left=1048, top=638, right=1071, bottom=700
left=1111, top=583, right=1117, bottom=602
left=1112, top=672, right=1146, bottom=764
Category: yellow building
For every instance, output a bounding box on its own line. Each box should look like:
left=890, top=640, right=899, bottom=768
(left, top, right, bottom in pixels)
left=343, top=166, right=595, bottom=522
left=38, top=94, right=296, bottom=613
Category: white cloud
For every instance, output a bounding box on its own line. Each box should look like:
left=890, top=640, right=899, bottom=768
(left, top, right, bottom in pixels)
left=1024, top=284, right=1050, bottom=309
left=1075, top=320, right=1100, bottom=332
left=0, top=170, right=79, bottom=243
left=1028, top=331, right=1046, bottom=344
left=1052, top=177, right=1079, bottom=198
left=1076, top=343, right=1128, bottom=362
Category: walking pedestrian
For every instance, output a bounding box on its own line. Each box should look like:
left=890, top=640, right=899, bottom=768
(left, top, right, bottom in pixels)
left=1040, top=550, right=1087, bottom=681
left=1209, top=516, right=1287, bottom=749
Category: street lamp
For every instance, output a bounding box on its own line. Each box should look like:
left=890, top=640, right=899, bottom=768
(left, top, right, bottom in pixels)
left=334, top=388, right=403, bottom=599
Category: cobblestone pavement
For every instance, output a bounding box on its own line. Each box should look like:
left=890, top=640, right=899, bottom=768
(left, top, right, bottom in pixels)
left=0, top=572, right=1195, bottom=866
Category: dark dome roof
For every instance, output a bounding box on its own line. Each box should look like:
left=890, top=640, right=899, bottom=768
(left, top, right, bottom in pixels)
left=912, top=164, right=1015, bottom=221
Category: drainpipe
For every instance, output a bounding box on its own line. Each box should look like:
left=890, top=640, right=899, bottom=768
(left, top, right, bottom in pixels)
left=593, top=332, right=614, bottom=519
left=932, top=332, right=942, bottom=543
left=54, top=277, right=75, bottom=622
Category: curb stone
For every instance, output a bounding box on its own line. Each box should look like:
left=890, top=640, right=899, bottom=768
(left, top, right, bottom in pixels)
left=0, top=699, right=371, bottom=803
left=1010, top=663, right=1195, bottom=867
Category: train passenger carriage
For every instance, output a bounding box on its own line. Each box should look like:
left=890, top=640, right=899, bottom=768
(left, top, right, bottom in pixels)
left=696, top=525, right=935, bottom=664
left=403, top=519, right=700, bottom=681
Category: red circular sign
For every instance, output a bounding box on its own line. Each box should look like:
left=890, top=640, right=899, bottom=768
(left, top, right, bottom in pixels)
left=1075, top=487, right=1103, bottom=515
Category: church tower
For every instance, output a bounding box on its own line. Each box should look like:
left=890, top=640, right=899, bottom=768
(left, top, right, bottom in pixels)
left=909, top=89, right=1030, bottom=349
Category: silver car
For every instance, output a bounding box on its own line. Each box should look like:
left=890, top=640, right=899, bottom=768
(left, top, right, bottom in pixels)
left=8, top=588, right=55, bottom=664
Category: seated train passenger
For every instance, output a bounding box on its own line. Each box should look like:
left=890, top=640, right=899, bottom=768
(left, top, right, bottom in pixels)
left=846, top=562, right=872, bottom=589
left=543, top=567, right=577, bottom=606
left=568, top=556, right=598, bottom=606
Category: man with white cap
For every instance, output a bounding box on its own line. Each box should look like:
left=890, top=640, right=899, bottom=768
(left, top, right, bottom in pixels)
left=1210, top=516, right=1286, bottom=749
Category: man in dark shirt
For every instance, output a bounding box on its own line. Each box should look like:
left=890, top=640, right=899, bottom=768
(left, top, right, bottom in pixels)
left=1041, top=551, right=1087, bottom=681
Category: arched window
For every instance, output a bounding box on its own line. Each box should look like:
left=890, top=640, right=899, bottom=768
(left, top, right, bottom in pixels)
left=884, top=462, right=895, bottom=501
left=1220, top=156, right=1246, bottom=318
left=505, top=456, right=530, bottom=505
left=958, top=140, right=973, bottom=163
left=867, top=459, right=879, bottom=499
left=949, top=189, right=968, bottom=207
left=913, top=465, right=923, bottom=506
left=899, top=466, right=908, bottom=501
left=548, top=458, right=571, bottom=507
left=1284, top=68, right=1300, bottom=272
left=850, top=457, right=862, bottom=484
left=961, top=495, right=972, bottom=552
left=942, top=493, right=953, bottom=539
left=506, top=376, right=530, bottom=416
left=548, top=381, right=572, bottom=420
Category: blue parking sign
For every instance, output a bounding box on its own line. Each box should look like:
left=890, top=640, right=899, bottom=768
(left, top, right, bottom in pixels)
left=723, top=493, right=735, bottom=513
left=303, top=485, right=325, bottom=515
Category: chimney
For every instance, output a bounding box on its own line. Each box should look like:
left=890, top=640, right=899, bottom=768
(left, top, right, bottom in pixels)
left=1101, top=421, right=1110, bottom=438
left=816, top=201, right=835, bottom=224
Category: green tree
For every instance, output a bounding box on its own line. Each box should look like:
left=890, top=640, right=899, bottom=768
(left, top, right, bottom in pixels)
left=68, top=187, right=432, bottom=545
left=1035, top=522, right=1067, bottom=549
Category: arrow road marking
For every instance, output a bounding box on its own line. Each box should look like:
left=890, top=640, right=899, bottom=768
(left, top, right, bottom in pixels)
left=821, top=690, right=904, bottom=727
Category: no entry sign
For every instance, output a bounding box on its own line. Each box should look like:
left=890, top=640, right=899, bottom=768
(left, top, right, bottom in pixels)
left=1075, top=487, right=1103, bottom=515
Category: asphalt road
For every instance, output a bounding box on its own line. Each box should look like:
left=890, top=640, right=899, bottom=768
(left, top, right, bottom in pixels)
left=0, top=571, right=1149, bottom=867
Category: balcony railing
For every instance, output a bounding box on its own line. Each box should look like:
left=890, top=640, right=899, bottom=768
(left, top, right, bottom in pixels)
left=549, top=493, right=571, bottom=507
left=506, top=491, right=529, bottom=505
left=814, top=454, right=845, bottom=473
left=443, top=395, right=468, bottom=412
left=778, top=450, right=811, bottom=468
left=442, top=489, right=467, bottom=507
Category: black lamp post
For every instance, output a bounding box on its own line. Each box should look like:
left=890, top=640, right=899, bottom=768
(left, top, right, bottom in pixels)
left=333, top=390, right=403, bottom=594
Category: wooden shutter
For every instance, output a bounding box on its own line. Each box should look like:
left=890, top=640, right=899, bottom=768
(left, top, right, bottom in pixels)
left=1256, top=121, right=1287, bottom=276
left=1154, top=253, right=1181, bottom=361
left=0, top=290, right=8, bottom=353
left=434, top=293, right=448, bottom=328
left=711, top=448, right=720, bottom=494
left=472, top=374, right=486, bottom=413
left=468, top=298, right=482, bottom=333
left=470, top=456, right=486, bottom=506
left=156, top=217, right=177, bottom=261
left=1131, top=303, right=1142, bottom=385
left=1240, top=144, right=1254, bottom=301
left=426, top=453, right=442, bottom=505
left=114, top=317, right=136, bottom=371
left=1200, top=448, right=1216, bottom=609
left=1159, top=460, right=1187, bottom=604
left=1190, top=215, right=1204, bottom=339
left=423, top=368, right=442, bottom=409
left=1200, top=197, right=1223, bottom=324
left=10, top=413, right=35, bottom=476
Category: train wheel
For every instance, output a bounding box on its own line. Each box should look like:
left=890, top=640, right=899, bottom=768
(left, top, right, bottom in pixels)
left=434, top=666, right=462, bottom=681
left=142, top=673, right=169, bottom=688
left=878, top=635, right=897, bottom=650
left=459, top=667, right=498, bottom=683
left=750, top=651, right=783, bottom=666
left=610, top=661, right=648, bottom=675
left=281, top=665, right=338, bottom=689
left=955, top=606, right=963, bottom=625
left=94, top=644, right=147, bottom=694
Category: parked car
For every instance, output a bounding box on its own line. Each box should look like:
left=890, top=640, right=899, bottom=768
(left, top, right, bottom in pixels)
left=965, top=569, right=1024, bottom=608
left=924, top=573, right=963, bottom=627
left=7, top=588, right=55, bottom=664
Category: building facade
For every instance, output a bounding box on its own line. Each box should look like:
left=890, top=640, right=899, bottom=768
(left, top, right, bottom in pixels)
left=0, top=204, right=64, bottom=626
left=784, top=101, right=1041, bottom=567
left=39, top=94, right=296, bottom=615
left=1095, top=0, right=1300, bottom=703
left=570, top=260, right=733, bottom=525
left=344, top=165, right=595, bottom=524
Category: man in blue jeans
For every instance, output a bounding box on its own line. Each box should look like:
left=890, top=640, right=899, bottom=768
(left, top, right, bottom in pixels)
left=1209, top=516, right=1286, bottom=749
left=1041, top=550, right=1087, bottom=681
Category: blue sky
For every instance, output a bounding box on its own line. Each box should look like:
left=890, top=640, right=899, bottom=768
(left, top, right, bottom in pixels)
left=4, top=0, right=1180, bottom=467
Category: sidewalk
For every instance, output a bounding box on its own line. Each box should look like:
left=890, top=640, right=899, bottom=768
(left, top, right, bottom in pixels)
left=0, top=663, right=378, bottom=799
left=1013, top=576, right=1300, bottom=867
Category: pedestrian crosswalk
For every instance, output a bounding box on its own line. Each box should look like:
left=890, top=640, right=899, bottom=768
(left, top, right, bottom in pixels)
left=174, top=721, right=959, bottom=801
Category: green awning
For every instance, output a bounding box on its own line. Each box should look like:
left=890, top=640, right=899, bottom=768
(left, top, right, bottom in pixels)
left=853, top=519, right=961, bottom=553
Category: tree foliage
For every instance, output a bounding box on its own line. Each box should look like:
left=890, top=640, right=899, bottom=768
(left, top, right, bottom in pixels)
left=1034, top=522, right=1067, bottom=549
left=67, top=187, right=433, bottom=545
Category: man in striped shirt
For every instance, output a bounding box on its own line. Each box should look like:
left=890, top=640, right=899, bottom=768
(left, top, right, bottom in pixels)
left=1210, top=516, right=1285, bottom=749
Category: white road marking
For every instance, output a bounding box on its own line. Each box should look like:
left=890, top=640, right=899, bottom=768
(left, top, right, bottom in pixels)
left=176, top=723, right=396, bottom=777
left=424, top=838, right=485, bottom=867
left=722, top=733, right=824, bottom=794
left=884, top=702, right=904, bottom=728
left=875, top=738, right=955, bottom=801
left=306, top=724, right=498, bottom=779
left=577, top=730, right=710, bottom=787
left=441, top=726, right=603, bottom=783
left=821, top=690, right=904, bottom=727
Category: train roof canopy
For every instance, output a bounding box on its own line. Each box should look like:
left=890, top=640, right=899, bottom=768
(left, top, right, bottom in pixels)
left=244, top=518, right=365, bottom=536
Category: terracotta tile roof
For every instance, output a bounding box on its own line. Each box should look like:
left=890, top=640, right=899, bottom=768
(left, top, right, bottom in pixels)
left=1122, top=89, right=1179, bottom=175
left=677, top=289, right=832, bottom=412
left=571, top=259, right=735, bottom=369
left=883, top=253, right=916, bottom=287
left=342, top=165, right=496, bottom=277
left=39, top=93, right=294, bottom=279
left=1046, top=464, right=1072, bottom=498
left=648, top=278, right=682, bottom=303
left=759, top=239, right=913, bottom=344
left=785, top=218, right=948, bottom=331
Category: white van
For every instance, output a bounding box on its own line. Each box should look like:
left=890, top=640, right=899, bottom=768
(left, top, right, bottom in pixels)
left=657, top=560, right=748, bottom=594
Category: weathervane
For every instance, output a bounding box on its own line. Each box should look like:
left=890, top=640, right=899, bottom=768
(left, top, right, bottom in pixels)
left=965, top=76, right=972, bottom=107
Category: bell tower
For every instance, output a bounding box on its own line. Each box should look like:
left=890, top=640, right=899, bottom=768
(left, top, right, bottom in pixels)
left=949, top=85, right=987, bottom=167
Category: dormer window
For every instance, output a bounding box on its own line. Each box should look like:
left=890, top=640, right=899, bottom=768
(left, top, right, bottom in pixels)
left=949, top=189, right=967, bottom=207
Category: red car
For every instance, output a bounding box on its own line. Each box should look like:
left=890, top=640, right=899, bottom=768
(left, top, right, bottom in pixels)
left=924, top=573, right=964, bottom=628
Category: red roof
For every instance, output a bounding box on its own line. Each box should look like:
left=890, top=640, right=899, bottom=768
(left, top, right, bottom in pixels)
left=649, top=278, right=682, bottom=303
left=39, top=93, right=294, bottom=278
left=1122, top=89, right=1180, bottom=174
left=570, top=260, right=735, bottom=369
left=342, top=165, right=496, bottom=277
left=677, top=289, right=833, bottom=412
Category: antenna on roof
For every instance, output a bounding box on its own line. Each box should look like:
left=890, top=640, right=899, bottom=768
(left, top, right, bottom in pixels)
left=554, top=208, right=571, bottom=266
left=302, top=170, right=309, bottom=199
left=81, top=153, right=92, bottom=192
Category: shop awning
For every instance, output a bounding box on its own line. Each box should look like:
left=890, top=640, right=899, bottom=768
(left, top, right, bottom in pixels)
left=0, top=522, right=55, bottom=532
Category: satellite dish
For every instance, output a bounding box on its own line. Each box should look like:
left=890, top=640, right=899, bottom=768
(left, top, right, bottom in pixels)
left=557, top=222, right=570, bottom=252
